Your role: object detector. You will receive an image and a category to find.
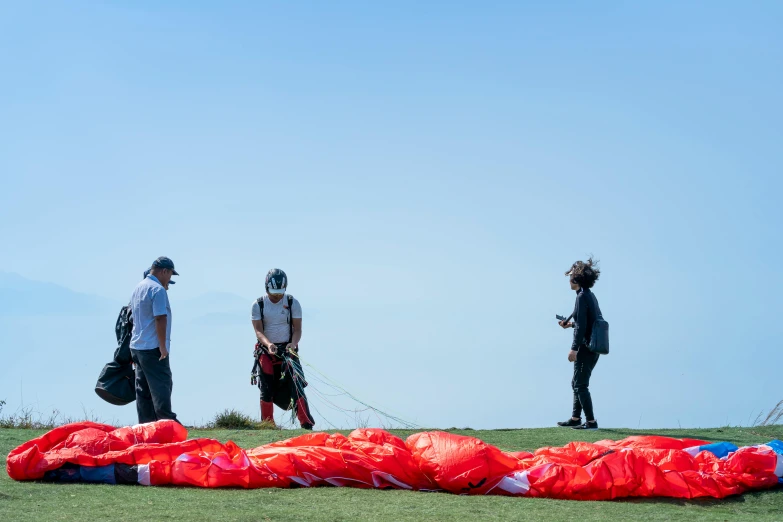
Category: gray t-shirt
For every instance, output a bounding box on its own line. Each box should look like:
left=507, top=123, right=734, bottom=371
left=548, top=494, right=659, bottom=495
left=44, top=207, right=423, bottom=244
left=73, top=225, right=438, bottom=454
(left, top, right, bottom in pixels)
left=251, top=295, right=302, bottom=344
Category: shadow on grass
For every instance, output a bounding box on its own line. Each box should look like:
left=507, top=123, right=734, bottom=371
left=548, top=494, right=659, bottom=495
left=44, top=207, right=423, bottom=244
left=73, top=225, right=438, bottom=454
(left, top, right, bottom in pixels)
left=620, top=494, right=747, bottom=506
left=596, top=428, right=748, bottom=446
left=619, top=488, right=782, bottom=505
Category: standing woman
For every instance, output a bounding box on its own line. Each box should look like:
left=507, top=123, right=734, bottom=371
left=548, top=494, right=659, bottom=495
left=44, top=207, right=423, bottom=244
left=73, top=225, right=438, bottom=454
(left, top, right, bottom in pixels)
left=557, top=258, right=601, bottom=430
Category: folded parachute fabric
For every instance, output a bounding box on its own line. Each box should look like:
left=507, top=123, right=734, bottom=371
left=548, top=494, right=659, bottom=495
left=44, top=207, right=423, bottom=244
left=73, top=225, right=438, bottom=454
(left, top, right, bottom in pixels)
left=7, top=421, right=783, bottom=500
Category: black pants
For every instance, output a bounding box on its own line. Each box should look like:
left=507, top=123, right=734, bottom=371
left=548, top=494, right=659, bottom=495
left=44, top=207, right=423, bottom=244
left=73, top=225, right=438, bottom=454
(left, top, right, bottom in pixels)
left=257, top=342, right=314, bottom=425
left=130, top=348, right=179, bottom=424
left=571, top=348, right=599, bottom=421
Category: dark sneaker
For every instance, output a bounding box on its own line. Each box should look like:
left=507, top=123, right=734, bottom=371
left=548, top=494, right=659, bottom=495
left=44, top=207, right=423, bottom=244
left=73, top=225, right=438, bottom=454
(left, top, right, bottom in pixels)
left=572, top=421, right=598, bottom=430
left=557, top=418, right=582, bottom=427
left=301, top=423, right=314, bottom=431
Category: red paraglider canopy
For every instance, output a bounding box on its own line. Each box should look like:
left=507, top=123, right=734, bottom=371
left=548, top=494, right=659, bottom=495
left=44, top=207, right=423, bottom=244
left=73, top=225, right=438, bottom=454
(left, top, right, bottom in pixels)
left=7, top=421, right=783, bottom=500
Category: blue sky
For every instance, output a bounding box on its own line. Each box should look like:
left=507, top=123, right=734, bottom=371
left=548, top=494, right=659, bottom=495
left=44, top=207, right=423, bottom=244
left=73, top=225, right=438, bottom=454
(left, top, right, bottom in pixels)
left=1, top=1, right=781, bottom=429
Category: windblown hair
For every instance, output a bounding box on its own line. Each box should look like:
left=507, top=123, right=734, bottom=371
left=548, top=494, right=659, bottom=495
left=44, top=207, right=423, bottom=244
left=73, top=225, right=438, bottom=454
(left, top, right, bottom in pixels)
left=565, top=257, right=601, bottom=289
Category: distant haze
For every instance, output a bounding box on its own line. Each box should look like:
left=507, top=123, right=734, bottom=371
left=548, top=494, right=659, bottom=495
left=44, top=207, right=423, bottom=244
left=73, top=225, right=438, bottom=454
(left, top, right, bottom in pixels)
left=1, top=2, right=780, bottom=429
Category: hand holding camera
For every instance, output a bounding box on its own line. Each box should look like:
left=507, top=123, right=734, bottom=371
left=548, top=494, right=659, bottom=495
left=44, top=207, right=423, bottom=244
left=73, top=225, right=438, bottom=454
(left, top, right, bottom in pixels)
left=556, top=314, right=574, bottom=329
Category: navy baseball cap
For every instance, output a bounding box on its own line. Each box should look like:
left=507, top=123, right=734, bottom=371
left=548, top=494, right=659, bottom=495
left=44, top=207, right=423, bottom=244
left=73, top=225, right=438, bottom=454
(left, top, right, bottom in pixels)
left=144, top=268, right=175, bottom=284
left=151, top=256, right=179, bottom=275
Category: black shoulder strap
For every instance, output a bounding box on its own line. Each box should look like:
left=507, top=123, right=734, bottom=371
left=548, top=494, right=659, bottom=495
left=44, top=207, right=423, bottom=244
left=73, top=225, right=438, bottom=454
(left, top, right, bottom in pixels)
left=116, top=305, right=130, bottom=345
left=256, top=297, right=264, bottom=323
left=287, top=294, right=294, bottom=342
left=590, top=292, right=604, bottom=320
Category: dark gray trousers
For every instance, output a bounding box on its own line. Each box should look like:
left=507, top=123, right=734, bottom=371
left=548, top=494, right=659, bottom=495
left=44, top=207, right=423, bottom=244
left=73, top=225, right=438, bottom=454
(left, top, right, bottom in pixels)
left=130, top=348, right=179, bottom=424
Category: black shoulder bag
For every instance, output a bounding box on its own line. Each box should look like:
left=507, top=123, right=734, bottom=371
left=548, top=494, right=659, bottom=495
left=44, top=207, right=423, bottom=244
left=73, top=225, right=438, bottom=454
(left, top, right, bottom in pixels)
left=588, top=292, right=609, bottom=355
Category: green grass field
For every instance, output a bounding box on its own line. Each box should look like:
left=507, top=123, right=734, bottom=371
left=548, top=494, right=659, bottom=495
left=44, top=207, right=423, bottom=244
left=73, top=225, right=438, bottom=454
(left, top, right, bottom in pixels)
left=2, top=425, right=782, bottom=521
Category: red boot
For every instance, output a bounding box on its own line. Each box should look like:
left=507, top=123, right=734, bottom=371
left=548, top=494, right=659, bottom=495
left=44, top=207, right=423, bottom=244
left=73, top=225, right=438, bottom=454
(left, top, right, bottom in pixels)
left=260, top=401, right=275, bottom=426
left=295, top=397, right=315, bottom=430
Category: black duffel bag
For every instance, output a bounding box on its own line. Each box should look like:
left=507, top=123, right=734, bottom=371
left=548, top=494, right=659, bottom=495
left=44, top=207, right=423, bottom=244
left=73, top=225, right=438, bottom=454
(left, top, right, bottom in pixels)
left=95, top=305, right=136, bottom=405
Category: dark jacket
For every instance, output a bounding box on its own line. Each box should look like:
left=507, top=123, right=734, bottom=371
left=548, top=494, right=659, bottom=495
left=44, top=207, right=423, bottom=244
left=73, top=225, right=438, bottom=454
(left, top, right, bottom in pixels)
left=571, top=288, right=598, bottom=352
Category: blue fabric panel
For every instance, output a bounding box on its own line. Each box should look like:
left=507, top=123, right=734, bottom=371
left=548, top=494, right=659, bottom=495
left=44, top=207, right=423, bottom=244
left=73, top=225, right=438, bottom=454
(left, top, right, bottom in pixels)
left=699, top=442, right=738, bottom=459
left=79, top=464, right=117, bottom=484
left=766, top=440, right=783, bottom=456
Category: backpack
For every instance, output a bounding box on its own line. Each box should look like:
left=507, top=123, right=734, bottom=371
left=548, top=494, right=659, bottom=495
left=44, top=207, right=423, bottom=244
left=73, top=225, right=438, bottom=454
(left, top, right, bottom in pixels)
left=587, top=292, right=609, bottom=355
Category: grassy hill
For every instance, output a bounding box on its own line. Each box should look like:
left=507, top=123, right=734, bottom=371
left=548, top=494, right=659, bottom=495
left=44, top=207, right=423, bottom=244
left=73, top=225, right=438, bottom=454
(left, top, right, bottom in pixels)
left=2, top=425, right=782, bottom=521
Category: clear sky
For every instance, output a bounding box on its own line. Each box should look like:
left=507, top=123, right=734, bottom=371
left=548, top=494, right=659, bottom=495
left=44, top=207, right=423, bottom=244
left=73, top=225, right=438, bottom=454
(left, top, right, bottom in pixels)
left=1, top=1, right=781, bottom=429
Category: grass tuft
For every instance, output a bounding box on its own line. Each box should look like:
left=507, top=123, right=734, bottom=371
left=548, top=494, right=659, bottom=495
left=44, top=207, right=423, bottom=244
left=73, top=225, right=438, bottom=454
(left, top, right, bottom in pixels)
left=754, top=400, right=783, bottom=427
left=0, top=400, right=69, bottom=429
left=208, top=408, right=266, bottom=430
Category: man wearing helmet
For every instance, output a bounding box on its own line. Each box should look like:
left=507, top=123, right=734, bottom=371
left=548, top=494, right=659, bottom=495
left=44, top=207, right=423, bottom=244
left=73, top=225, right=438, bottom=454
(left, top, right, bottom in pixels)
left=251, top=268, right=315, bottom=430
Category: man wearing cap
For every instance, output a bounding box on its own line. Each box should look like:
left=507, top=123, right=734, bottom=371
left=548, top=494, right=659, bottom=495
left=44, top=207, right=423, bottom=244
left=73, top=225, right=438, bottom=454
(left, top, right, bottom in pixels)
left=129, top=256, right=180, bottom=424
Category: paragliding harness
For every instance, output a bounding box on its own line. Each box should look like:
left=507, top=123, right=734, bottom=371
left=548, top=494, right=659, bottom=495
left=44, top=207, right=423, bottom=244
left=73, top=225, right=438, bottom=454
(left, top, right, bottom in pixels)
left=94, top=305, right=136, bottom=405
left=115, top=305, right=134, bottom=349
left=250, top=296, right=312, bottom=421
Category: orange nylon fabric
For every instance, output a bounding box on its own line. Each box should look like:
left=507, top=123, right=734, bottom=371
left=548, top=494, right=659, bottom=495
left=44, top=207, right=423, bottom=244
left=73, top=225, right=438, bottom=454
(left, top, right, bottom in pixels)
left=7, top=421, right=781, bottom=499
